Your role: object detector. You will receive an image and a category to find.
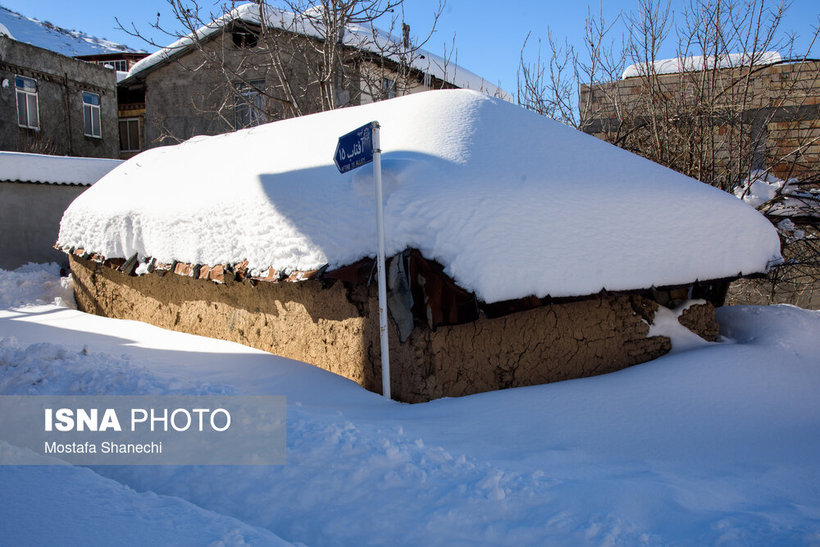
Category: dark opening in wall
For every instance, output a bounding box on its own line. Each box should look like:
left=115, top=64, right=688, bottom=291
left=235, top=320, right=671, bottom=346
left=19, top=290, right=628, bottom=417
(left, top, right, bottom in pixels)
left=232, top=29, right=259, bottom=48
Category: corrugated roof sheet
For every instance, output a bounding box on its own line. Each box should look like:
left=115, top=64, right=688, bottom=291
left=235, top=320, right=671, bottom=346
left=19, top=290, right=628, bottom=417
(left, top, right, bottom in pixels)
left=0, top=151, right=123, bottom=186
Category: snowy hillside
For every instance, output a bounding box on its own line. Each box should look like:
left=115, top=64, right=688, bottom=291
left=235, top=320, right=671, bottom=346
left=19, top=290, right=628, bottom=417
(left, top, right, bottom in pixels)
left=59, top=89, right=780, bottom=303
left=0, top=5, right=142, bottom=56
left=1, top=263, right=819, bottom=544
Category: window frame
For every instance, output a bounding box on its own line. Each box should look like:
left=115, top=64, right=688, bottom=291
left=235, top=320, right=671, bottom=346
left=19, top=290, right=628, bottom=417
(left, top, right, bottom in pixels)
left=15, top=75, right=39, bottom=130
left=233, top=80, right=266, bottom=130
left=118, top=117, right=141, bottom=153
left=382, top=77, right=397, bottom=99
left=82, top=91, right=102, bottom=138
left=99, top=59, right=127, bottom=72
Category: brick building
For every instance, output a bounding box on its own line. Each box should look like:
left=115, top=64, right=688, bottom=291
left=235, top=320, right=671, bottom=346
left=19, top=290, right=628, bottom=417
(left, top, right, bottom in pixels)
left=580, top=58, right=820, bottom=184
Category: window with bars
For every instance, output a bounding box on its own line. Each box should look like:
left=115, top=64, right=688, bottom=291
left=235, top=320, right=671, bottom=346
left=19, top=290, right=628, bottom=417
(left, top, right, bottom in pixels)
left=234, top=80, right=266, bottom=129
left=119, top=117, right=141, bottom=152
left=15, top=76, right=39, bottom=129
left=82, top=91, right=102, bottom=138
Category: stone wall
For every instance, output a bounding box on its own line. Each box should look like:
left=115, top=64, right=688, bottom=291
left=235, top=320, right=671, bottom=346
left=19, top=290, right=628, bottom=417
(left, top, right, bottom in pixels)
left=70, top=254, right=717, bottom=402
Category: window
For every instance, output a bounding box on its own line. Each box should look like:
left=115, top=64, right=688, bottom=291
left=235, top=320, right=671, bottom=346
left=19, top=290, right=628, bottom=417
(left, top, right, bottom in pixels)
left=82, top=91, right=101, bottom=138
left=15, top=76, right=39, bottom=129
left=232, top=29, right=258, bottom=48
left=119, top=117, right=141, bottom=152
left=234, top=80, right=266, bottom=129
left=99, top=59, right=128, bottom=72
left=382, top=77, right=397, bottom=99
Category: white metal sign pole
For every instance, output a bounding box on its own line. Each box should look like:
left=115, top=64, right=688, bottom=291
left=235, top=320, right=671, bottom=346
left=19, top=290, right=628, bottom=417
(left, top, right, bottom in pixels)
left=372, top=122, right=390, bottom=400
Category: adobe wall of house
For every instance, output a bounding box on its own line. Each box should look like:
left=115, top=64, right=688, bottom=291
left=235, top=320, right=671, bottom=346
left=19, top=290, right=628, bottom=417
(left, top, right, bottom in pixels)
left=0, top=36, right=118, bottom=158
left=580, top=61, right=820, bottom=178
left=69, top=254, right=718, bottom=402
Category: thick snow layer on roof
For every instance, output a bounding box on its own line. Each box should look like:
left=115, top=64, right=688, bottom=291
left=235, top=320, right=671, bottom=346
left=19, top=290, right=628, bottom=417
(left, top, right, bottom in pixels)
left=0, top=22, right=13, bottom=39
left=622, top=51, right=781, bottom=79
left=0, top=152, right=123, bottom=186
left=125, top=3, right=508, bottom=100
left=0, top=6, right=141, bottom=56
left=58, top=89, right=780, bottom=303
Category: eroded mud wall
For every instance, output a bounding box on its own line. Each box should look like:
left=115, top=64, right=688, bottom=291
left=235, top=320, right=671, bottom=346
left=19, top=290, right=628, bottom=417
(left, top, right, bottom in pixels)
left=70, top=255, right=708, bottom=402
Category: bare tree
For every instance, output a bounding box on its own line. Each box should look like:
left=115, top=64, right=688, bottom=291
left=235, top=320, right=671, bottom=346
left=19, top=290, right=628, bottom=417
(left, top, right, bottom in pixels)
left=120, top=0, right=446, bottom=136
left=517, top=4, right=625, bottom=130
left=519, top=0, right=820, bottom=307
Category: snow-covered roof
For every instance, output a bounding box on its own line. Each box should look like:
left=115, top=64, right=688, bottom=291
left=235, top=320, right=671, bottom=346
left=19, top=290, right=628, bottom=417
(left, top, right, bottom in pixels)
left=0, top=6, right=142, bottom=57
left=622, top=51, right=782, bottom=79
left=0, top=21, right=13, bottom=39
left=0, top=152, right=123, bottom=186
left=58, top=89, right=780, bottom=303
left=123, top=3, right=509, bottom=100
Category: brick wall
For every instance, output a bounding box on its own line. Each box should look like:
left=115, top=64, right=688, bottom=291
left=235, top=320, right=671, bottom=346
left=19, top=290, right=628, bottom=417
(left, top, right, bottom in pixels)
left=580, top=60, right=820, bottom=181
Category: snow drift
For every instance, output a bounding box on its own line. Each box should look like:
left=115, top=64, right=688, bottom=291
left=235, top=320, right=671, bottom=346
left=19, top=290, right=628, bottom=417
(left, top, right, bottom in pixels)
left=57, top=89, right=780, bottom=303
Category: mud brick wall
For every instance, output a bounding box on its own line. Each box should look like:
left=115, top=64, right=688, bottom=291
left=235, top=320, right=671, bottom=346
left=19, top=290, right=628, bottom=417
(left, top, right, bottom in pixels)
left=70, top=255, right=716, bottom=402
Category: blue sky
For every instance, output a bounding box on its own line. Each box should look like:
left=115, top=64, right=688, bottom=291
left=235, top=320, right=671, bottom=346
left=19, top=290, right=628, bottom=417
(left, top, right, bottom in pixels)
left=4, top=0, right=818, bottom=96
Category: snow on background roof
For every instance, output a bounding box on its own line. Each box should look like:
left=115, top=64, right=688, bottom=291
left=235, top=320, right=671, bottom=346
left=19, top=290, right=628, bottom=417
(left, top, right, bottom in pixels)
left=0, top=6, right=142, bottom=56
left=0, top=152, right=123, bottom=186
left=58, top=89, right=780, bottom=303
left=124, top=2, right=509, bottom=100
left=622, top=51, right=782, bottom=79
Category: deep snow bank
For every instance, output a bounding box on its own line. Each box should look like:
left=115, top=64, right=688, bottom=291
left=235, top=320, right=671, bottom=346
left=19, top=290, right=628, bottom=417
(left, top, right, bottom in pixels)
left=1, top=262, right=819, bottom=544
left=0, top=263, right=74, bottom=309
left=58, top=90, right=780, bottom=303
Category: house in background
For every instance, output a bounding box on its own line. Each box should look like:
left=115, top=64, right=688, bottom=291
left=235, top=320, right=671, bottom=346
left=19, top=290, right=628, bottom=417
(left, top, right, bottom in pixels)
left=118, top=3, right=508, bottom=149
left=580, top=55, right=820, bottom=182
left=75, top=53, right=150, bottom=159
left=0, top=36, right=119, bottom=158
left=0, top=5, right=147, bottom=159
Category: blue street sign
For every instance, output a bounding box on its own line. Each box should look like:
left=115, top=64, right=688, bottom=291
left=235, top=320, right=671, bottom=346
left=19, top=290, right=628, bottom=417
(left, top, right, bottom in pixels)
left=334, top=122, right=377, bottom=173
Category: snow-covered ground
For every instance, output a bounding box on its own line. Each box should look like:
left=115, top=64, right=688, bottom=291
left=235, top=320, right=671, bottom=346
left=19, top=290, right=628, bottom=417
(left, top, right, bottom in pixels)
left=1, top=263, right=819, bottom=545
